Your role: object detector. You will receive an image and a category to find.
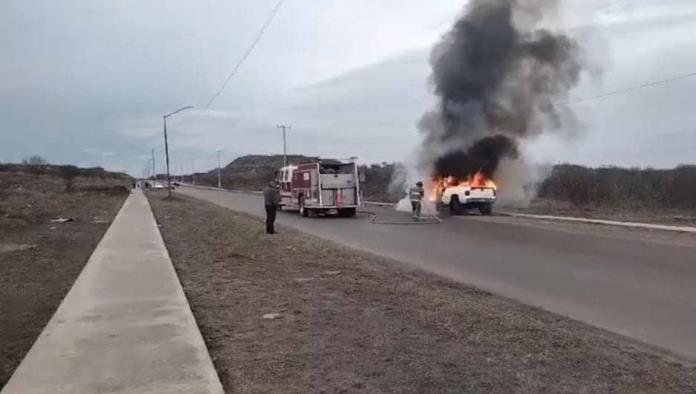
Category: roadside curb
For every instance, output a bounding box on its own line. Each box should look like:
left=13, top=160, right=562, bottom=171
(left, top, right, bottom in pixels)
left=499, top=211, right=696, bottom=234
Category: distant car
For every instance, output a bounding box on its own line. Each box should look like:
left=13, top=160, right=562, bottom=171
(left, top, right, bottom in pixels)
left=152, top=182, right=165, bottom=189
left=173, top=182, right=180, bottom=187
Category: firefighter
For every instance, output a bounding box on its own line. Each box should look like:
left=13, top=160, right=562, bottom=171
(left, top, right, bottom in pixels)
left=263, top=181, right=280, bottom=234
left=409, top=181, right=425, bottom=220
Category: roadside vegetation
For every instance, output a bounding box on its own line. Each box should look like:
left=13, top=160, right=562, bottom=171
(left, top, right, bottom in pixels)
left=538, top=164, right=696, bottom=209
left=148, top=191, right=696, bottom=393
left=0, top=162, right=130, bottom=387
left=510, top=165, right=696, bottom=224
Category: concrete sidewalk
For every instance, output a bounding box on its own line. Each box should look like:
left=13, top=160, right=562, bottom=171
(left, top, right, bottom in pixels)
left=2, top=191, right=223, bottom=394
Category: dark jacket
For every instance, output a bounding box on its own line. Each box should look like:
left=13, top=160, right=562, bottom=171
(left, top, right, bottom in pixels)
left=264, top=186, right=280, bottom=206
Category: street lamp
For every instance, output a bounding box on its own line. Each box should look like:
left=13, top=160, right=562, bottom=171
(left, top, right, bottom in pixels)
left=163, top=105, right=194, bottom=197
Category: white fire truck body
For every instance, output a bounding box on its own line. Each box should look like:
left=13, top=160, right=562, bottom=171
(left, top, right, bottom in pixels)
left=277, top=159, right=361, bottom=217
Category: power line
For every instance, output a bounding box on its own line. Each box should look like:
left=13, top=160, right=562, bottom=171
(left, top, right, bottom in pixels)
left=205, top=0, right=286, bottom=109
left=575, top=71, right=696, bottom=103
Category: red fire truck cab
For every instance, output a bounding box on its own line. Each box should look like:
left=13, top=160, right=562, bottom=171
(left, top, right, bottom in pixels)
left=276, top=159, right=361, bottom=217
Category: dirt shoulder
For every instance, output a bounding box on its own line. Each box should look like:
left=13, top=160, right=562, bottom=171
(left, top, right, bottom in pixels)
left=148, top=192, right=696, bottom=393
left=0, top=169, right=129, bottom=387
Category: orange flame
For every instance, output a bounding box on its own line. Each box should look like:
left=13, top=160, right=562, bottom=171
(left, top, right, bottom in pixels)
left=429, top=171, right=497, bottom=201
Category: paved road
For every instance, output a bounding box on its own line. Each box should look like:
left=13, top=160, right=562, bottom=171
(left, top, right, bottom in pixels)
left=178, top=186, right=696, bottom=361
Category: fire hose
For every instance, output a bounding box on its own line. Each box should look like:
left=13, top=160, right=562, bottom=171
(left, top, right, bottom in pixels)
left=361, top=204, right=443, bottom=225
left=366, top=212, right=442, bottom=225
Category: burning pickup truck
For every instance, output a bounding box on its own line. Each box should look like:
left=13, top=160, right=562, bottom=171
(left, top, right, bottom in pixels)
left=435, top=171, right=497, bottom=216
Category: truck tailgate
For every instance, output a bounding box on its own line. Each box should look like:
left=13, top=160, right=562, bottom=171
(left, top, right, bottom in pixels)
left=470, top=187, right=495, bottom=199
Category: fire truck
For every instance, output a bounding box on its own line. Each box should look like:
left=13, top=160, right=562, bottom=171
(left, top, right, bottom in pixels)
left=276, top=159, right=361, bottom=217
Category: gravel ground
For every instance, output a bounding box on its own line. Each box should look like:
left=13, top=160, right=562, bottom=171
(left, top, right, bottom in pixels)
left=149, top=192, right=696, bottom=393
left=0, top=170, right=128, bottom=388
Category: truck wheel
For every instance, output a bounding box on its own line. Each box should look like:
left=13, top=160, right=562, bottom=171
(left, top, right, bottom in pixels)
left=479, top=204, right=493, bottom=216
left=450, top=196, right=463, bottom=215
left=299, top=198, right=309, bottom=217
left=339, top=208, right=356, bottom=218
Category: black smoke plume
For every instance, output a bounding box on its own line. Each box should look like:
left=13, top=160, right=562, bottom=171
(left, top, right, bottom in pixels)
left=434, top=135, right=518, bottom=180
left=421, top=0, right=583, bottom=180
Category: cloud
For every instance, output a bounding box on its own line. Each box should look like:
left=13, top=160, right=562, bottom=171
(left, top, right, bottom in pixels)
left=2, top=0, right=696, bottom=174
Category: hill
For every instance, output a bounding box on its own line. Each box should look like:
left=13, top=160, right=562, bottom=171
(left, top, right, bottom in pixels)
left=190, top=154, right=404, bottom=201
left=193, top=155, right=319, bottom=191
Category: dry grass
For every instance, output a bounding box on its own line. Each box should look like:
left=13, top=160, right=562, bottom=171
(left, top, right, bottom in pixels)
left=149, top=192, right=696, bottom=394
left=0, top=167, right=128, bottom=388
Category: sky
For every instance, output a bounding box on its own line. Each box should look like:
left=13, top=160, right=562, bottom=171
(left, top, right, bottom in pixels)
left=2, top=0, right=696, bottom=176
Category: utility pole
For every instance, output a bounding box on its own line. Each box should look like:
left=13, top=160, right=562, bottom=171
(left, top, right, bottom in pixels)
left=163, top=106, right=193, bottom=197
left=151, top=149, right=156, bottom=181
left=163, top=115, right=171, bottom=196
left=216, top=150, right=222, bottom=189
left=276, top=124, right=291, bottom=167
left=192, top=158, right=196, bottom=185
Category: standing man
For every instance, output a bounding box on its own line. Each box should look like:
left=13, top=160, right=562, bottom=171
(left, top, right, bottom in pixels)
left=409, top=181, right=425, bottom=220
left=263, top=181, right=280, bottom=234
